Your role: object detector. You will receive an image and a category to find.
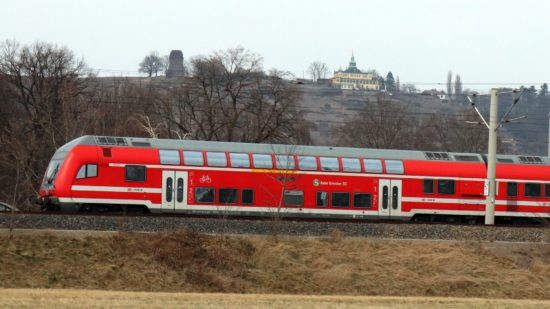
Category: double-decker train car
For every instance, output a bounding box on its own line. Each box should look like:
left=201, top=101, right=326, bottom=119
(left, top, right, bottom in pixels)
left=37, top=135, right=550, bottom=223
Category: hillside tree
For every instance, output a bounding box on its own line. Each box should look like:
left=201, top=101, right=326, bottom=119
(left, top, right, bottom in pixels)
left=386, top=72, right=395, bottom=92
left=138, top=51, right=165, bottom=77
left=454, top=74, right=463, bottom=96
left=307, top=61, right=329, bottom=81
left=446, top=70, right=453, bottom=97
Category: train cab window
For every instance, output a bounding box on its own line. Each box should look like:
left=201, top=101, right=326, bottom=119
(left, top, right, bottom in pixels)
left=507, top=182, right=518, bottom=197
left=252, top=154, right=273, bottom=169
left=284, top=190, right=304, bottom=206
left=342, top=158, right=361, bottom=172
left=275, top=155, right=295, bottom=170
left=423, top=179, right=435, bottom=194
left=230, top=153, right=250, bottom=168
left=524, top=183, right=542, bottom=197
left=354, top=193, right=372, bottom=208
left=76, top=164, right=98, bottom=179
left=316, top=191, right=328, bottom=207
left=320, top=157, right=339, bottom=171
left=298, top=156, right=318, bottom=171
left=183, top=151, right=204, bottom=166
left=125, top=165, right=146, bottom=182
left=242, top=189, right=254, bottom=204
left=206, top=152, right=227, bottom=167
left=332, top=192, right=350, bottom=207
left=195, top=187, right=215, bottom=203
left=363, top=159, right=383, bottom=173
left=437, top=179, right=455, bottom=195
left=545, top=184, right=550, bottom=198
left=218, top=188, right=237, bottom=204
left=159, top=150, right=180, bottom=165
left=385, top=160, right=404, bottom=174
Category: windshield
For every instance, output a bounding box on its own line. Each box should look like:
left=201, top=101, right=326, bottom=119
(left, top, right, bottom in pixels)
left=43, top=159, right=63, bottom=187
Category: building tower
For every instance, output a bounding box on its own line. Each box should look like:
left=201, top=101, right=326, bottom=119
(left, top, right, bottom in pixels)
left=165, top=50, right=185, bottom=78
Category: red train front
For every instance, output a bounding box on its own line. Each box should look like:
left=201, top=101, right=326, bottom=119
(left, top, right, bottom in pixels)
left=37, top=135, right=550, bottom=223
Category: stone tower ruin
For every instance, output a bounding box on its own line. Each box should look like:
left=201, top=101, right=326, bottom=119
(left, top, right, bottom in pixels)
left=165, top=50, right=185, bottom=78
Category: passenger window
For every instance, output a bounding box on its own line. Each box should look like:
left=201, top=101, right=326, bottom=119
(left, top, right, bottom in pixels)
left=125, top=165, right=146, bottom=182
left=423, top=179, right=434, bottom=194
left=195, top=187, right=215, bottom=203
left=320, top=157, right=339, bottom=171
left=316, top=191, right=328, bottom=207
left=284, top=190, right=304, bottom=206
left=183, top=151, right=204, bottom=166
left=242, top=189, right=254, bottom=204
left=298, top=156, right=317, bottom=171
left=524, top=183, right=541, bottom=197
left=437, top=179, right=455, bottom=194
left=332, top=192, right=350, bottom=207
left=218, top=188, right=237, bottom=204
left=76, top=164, right=98, bottom=179
left=353, top=193, right=372, bottom=208
left=207, top=152, right=227, bottom=167
left=363, top=159, right=383, bottom=173
left=507, top=182, right=518, bottom=197
left=385, top=160, right=404, bottom=174
left=342, top=158, right=361, bottom=172
left=252, top=154, right=273, bottom=169
left=545, top=184, right=550, bottom=198
left=159, top=149, right=180, bottom=165
left=275, top=155, right=295, bottom=170
left=230, top=153, right=250, bottom=168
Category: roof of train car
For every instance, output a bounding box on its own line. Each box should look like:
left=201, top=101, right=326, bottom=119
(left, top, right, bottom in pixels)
left=59, top=135, right=550, bottom=165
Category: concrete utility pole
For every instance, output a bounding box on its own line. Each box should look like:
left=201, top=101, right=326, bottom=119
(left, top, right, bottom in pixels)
left=485, top=89, right=499, bottom=225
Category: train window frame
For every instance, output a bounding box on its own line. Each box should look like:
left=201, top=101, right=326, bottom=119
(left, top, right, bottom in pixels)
left=331, top=192, right=350, bottom=208
left=507, top=182, right=518, bottom=197
left=242, top=189, right=254, bottom=204
left=297, top=156, right=318, bottom=171
left=437, top=179, right=455, bottom=195
left=195, top=187, right=215, bottom=203
left=125, top=165, right=146, bottom=182
left=183, top=150, right=204, bottom=166
left=423, top=179, right=435, bottom=194
left=545, top=184, right=550, bottom=198
left=316, top=191, right=328, bottom=207
left=363, top=159, right=383, bottom=173
left=284, top=190, right=304, bottom=206
left=353, top=193, right=372, bottom=208
left=385, top=160, right=404, bottom=174
left=229, top=153, right=250, bottom=168
left=342, top=158, right=361, bottom=172
left=524, top=183, right=542, bottom=198
left=275, top=155, right=296, bottom=170
left=319, top=157, right=340, bottom=171
left=159, top=149, right=181, bottom=165
left=218, top=188, right=238, bottom=204
left=252, top=154, right=273, bottom=169
left=76, top=164, right=98, bottom=179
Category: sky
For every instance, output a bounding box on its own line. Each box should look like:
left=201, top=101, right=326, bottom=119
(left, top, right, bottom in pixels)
left=2, top=0, right=549, bottom=91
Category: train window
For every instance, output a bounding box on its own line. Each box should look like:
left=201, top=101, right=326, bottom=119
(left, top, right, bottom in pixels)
left=316, top=191, right=328, bottom=207
left=363, top=159, right=383, bottom=173
left=76, top=164, right=98, bottom=179
left=320, top=157, right=339, bottom=171
left=206, top=152, right=227, bottom=167
left=437, top=179, right=455, bottom=195
left=332, top=192, right=350, bottom=207
left=284, top=190, right=304, bottom=206
left=242, top=189, right=254, bottom=204
left=545, top=184, right=550, bottom=198
left=385, top=160, right=404, bottom=174
left=125, top=165, right=146, bottom=182
left=507, top=182, right=518, bottom=197
left=275, top=155, right=296, bottom=170
left=354, top=193, right=372, bottom=208
left=524, top=183, right=542, bottom=197
left=423, top=179, right=434, bottom=194
left=252, top=154, right=273, bottom=169
left=218, top=188, right=238, bottom=204
left=230, top=153, right=250, bottom=168
left=342, top=158, right=361, bottom=172
left=195, top=187, right=214, bottom=203
left=159, top=150, right=180, bottom=165
left=298, top=156, right=318, bottom=171
left=183, top=151, right=204, bottom=166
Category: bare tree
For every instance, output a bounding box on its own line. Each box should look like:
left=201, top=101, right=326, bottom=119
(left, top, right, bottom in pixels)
left=138, top=51, right=165, bottom=77
left=446, top=70, right=453, bottom=98
left=307, top=61, right=329, bottom=82
left=454, top=74, right=463, bottom=97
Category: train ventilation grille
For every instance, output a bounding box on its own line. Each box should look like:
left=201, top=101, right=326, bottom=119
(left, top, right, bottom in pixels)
left=424, top=152, right=451, bottom=161
left=453, top=155, right=479, bottom=162
left=95, top=136, right=128, bottom=146
left=518, top=156, right=543, bottom=164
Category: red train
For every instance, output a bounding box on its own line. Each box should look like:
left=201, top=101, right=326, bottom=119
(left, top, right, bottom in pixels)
left=37, top=135, right=550, bottom=223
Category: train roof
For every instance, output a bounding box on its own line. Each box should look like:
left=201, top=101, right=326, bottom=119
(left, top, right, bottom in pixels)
left=59, top=135, right=550, bottom=165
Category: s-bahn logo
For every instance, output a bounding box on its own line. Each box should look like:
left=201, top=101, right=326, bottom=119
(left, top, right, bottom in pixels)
left=313, top=179, right=320, bottom=187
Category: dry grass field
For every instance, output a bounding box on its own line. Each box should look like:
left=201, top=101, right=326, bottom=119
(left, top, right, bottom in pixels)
left=0, top=229, right=548, bottom=301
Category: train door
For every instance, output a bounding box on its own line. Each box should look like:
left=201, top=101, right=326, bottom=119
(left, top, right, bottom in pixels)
left=378, top=179, right=402, bottom=218
left=161, top=170, right=188, bottom=212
